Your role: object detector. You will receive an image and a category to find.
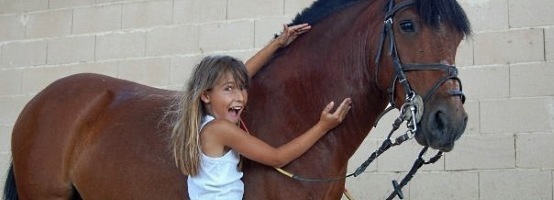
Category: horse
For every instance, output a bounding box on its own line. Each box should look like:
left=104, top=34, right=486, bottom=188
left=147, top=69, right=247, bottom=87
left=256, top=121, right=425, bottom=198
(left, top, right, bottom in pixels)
left=241, top=0, right=470, bottom=198
left=3, top=0, right=470, bottom=199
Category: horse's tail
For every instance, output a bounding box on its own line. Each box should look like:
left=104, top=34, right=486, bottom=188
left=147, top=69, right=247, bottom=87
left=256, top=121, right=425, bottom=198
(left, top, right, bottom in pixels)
left=3, top=162, right=19, bottom=200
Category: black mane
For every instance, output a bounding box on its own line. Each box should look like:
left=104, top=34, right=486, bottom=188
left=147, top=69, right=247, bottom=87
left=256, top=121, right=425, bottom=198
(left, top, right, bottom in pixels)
left=416, top=0, right=472, bottom=35
left=290, top=0, right=471, bottom=35
left=290, top=0, right=363, bottom=26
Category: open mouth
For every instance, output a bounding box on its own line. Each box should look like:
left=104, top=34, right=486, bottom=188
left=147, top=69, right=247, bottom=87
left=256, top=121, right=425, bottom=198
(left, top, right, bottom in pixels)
left=229, top=106, right=242, bottom=116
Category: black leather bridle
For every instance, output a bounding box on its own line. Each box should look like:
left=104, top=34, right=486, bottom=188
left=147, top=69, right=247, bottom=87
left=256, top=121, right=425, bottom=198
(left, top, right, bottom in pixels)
left=273, top=0, right=467, bottom=199
left=375, top=0, right=466, bottom=110
left=368, top=0, right=466, bottom=198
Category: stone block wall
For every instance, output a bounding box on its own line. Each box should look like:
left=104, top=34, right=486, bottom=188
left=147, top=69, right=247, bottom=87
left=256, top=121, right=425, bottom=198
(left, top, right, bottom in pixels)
left=1, top=0, right=552, bottom=199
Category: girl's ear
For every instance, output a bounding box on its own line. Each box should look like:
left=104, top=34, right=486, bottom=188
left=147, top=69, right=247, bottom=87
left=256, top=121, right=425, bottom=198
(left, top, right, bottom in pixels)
left=201, top=92, right=210, bottom=103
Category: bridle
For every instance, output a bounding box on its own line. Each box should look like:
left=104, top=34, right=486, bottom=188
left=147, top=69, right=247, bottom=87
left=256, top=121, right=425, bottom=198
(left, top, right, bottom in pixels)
left=369, top=1, right=466, bottom=197
left=375, top=0, right=466, bottom=113
left=272, top=0, right=466, bottom=199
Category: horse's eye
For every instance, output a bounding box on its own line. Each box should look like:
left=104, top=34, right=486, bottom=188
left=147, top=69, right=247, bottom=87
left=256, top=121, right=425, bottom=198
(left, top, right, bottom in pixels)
left=399, top=21, right=415, bottom=32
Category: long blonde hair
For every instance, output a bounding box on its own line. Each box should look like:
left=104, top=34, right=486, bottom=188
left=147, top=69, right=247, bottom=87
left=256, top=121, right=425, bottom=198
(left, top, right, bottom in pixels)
left=169, top=55, right=249, bottom=176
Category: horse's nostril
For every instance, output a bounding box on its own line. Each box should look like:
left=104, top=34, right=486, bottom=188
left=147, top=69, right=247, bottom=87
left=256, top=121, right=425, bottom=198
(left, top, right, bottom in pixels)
left=434, top=110, right=446, bottom=132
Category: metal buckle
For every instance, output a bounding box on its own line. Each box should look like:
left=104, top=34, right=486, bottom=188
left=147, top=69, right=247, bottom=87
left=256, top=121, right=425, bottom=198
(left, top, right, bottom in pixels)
left=384, top=18, right=393, bottom=25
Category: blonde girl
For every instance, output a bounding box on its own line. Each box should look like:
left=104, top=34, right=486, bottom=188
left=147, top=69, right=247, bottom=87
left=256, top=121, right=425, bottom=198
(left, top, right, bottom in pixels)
left=170, top=24, right=352, bottom=199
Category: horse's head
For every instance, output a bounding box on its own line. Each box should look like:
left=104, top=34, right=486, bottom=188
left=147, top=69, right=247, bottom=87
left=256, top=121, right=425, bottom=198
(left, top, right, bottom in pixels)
left=375, top=0, right=471, bottom=152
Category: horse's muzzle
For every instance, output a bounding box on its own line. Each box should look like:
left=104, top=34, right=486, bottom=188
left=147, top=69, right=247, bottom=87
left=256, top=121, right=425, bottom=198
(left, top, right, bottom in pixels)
left=415, top=105, right=467, bottom=152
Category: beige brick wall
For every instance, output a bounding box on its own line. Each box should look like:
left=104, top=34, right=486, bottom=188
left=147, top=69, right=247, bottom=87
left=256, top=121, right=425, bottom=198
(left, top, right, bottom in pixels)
left=1, top=0, right=553, bottom=199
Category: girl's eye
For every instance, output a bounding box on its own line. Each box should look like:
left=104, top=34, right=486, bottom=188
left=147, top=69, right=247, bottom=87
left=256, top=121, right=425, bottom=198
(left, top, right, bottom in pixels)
left=399, top=20, right=415, bottom=32
left=224, top=84, right=235, bottom=91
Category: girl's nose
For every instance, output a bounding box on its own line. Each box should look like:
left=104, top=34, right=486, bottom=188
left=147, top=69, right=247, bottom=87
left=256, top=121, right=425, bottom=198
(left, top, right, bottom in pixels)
left=236, top=89, right=247, bottom=102
left=234, top=90, right=244, bottom=101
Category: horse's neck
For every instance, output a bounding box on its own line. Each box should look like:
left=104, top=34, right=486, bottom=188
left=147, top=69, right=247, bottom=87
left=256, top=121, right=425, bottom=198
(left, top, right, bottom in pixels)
left=248, top=0, right=389, bottom=171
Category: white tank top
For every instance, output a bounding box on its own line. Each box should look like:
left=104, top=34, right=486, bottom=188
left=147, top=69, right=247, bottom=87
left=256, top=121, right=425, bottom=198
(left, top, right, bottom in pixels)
left=187, top=115, right=244, bottom=200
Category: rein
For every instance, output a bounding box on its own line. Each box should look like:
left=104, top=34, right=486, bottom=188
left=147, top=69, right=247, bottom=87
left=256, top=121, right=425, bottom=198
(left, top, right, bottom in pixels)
left=253, top=0, right=466, bottom=199
left=271, top=97, right=443, bottom=200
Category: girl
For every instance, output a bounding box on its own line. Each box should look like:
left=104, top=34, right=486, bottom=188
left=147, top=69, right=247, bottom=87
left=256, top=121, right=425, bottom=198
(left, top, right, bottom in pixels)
left=170, top=24, right=352, bottom=200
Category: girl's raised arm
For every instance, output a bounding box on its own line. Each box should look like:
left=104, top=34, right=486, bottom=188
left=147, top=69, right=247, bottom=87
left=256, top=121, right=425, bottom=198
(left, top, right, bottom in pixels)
left=245, top=23, right=311, bottom=78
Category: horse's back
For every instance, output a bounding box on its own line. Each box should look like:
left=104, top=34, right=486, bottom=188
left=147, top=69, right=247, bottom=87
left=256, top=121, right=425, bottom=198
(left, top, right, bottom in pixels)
left=11, top=73, right=187, bottom=199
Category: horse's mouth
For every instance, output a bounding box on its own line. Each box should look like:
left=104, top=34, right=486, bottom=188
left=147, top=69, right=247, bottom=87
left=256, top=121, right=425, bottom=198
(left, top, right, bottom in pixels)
left=414, top=123, right=465, bottom=152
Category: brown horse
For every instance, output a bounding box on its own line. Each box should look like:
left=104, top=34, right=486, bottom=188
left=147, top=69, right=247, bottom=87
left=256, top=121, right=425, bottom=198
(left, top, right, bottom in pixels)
left=4, top=0, right=470, bottom=199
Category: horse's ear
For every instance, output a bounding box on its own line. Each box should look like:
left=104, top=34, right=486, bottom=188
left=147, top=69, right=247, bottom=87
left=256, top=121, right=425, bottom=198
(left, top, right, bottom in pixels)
left=201, top=92, right=210, bottom=103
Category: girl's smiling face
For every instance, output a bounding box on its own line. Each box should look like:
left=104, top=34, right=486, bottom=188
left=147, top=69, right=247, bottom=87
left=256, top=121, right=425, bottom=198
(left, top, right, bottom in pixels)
left=201, top=72, right=248, bottom=124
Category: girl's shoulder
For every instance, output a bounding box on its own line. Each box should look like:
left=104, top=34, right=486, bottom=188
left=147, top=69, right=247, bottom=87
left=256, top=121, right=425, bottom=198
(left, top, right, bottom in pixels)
left=202, top=119, right=243, bottom=135
left=201, top=119, right=248, bottom=149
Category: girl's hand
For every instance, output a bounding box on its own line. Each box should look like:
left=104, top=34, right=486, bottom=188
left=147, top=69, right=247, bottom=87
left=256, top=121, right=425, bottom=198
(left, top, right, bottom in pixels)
left=318, top=98, right=352, bottom=131
left=275, top=23, right=311, bottom=47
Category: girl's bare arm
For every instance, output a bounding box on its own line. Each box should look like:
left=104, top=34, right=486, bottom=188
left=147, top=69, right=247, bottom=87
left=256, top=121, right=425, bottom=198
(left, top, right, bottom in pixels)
left=245, top=23, right=311, bottom=78
left=206, top=98, right=351, bottom=167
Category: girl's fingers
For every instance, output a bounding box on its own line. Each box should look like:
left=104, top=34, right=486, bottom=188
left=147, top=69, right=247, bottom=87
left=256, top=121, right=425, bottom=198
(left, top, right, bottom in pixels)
left=277, top=23, right=311, bottom=47
left=288, top=23, right=311, bottom=35
left=323, top=101, right=335, bottom=114
left=291, top=23, right=310, bottom=29
left=334, top=98, right=352, bottom=119
left=283, top=24, right=290, bottom=34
